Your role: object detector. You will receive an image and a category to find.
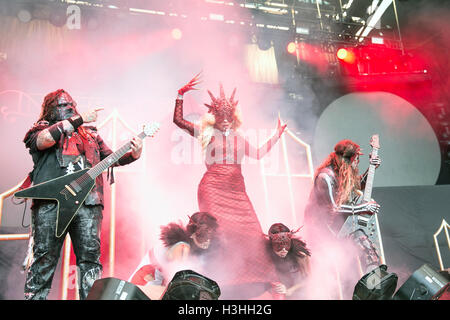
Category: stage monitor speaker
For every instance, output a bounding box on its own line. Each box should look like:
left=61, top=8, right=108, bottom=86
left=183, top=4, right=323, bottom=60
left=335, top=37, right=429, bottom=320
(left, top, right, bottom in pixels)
left=86, top=277, right=150, bottom=300
left=393, top=264, right=449, bottom=300
left=432, top=282, right=450, bottom=300
left=161, top=270, right=220, bottom=300
left=352, top=264, right=398, bottom=300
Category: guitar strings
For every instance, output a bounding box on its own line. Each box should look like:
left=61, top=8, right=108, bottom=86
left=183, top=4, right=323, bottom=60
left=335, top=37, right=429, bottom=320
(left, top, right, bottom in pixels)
left=69, top=130, right=150, bottom=189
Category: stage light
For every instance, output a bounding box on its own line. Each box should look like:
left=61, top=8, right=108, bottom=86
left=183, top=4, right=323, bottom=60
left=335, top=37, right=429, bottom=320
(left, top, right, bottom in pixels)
left=393, top=264, right=449, bottom=300
left=49, top=8, right=67, bottom=27
left=337, top=48, right=348, bottom=60
left=352, top=265, right=398, bottom=300
left=171, top=28, right=182, bottom=40
left=17, top=9, right=32, bottom=23
left=209, top=13, right=224, bottom=21
left=371, top=37, right=384, bottom=45
left=337, top=48, right=356, bottom=64
left=86, top=278, right=150, bottom=300
left=287, top=42, right=296, bottom=54
left=295, top=27, right=309, bottom=35
left=161, top=270, right=220, bottom=300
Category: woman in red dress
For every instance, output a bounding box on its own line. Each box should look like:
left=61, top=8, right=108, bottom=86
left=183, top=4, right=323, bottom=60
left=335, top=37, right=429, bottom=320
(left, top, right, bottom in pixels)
left=173, top=74, right=287, bottom=299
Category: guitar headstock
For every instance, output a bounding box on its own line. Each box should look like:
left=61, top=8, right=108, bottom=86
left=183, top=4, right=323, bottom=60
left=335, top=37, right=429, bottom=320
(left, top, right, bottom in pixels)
left=143, top=122, right=160, bottom=137
left=370, top=134, right=380, bottom=149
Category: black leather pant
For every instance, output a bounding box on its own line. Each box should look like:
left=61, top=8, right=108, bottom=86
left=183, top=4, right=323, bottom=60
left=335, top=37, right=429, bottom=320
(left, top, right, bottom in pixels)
left=24, top=202, right=103, bottom=300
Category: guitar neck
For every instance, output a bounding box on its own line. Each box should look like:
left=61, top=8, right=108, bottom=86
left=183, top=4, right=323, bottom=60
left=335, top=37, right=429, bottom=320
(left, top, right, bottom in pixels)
left=86, top=131, right=146, bottom=180
left=363, top=148, right=378, bottom=202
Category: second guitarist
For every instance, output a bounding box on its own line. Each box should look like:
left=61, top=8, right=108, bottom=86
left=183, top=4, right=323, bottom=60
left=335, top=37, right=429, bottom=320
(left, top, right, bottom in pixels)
left=22, top=89, right=143, bottom=300
left=304, top=139, right=381, bottom=273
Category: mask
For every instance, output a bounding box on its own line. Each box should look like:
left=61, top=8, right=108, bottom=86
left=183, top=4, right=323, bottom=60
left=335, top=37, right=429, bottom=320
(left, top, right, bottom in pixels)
left=194, top=224, right=213, bottom=244
left=271, top=232, right=292, bottom=253
left=50, top=104, right=78, bottom=122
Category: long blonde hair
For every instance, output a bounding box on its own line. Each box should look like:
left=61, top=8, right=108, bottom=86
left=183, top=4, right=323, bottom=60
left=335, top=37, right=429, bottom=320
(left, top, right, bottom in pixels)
left=198, top=107, right=243, bottom=151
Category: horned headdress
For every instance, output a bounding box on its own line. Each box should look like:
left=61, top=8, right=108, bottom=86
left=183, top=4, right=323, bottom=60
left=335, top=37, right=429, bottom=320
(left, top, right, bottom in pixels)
left=204, top=83, right=239, bottom=122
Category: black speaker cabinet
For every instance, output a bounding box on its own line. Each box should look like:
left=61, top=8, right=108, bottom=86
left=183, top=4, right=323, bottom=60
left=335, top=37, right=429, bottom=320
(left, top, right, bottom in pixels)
left=352, top=264, right=399, bottom=300
left=393, top=264, right=449, bottom=300
left=86, top=277, right=150, bottom=300
left=161, top=270, right=220, bottom=300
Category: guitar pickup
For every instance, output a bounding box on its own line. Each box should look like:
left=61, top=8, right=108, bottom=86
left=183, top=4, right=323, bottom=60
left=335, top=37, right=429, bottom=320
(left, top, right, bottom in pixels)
left=64, top=185, right=77, bottom=196
left=69, top=181, right=82, bottom=193
left=357, top=216, right=369, bottom=227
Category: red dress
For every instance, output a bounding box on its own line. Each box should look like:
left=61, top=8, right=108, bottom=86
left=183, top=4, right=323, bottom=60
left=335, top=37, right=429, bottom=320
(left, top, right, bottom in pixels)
left=174, top=99, right=280, bottom=298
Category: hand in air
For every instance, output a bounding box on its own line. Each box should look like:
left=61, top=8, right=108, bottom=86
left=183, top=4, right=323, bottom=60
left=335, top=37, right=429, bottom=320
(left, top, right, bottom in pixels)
left=277, top=115, right=287, bottom=138
left=81, top=107, right=104, bottom=123
left=178, top=72, right=201, bottom=96
left=131, top=137, right=143, bottom=159
left=364, top=200, right=380, bottom=215
left=369, top=155, right=381, bottom=169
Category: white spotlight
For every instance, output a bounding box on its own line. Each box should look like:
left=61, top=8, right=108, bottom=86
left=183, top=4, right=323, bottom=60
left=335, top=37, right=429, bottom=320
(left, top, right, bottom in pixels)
left=17, top=9, right=32, bottom=23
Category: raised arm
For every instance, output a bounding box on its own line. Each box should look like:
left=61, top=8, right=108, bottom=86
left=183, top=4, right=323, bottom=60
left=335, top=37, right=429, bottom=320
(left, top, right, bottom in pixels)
left=173, top=73, right=202, bottom=138
left=245, top=117, right=286, bottom=160
left=35, top=108, right=103, bottom=151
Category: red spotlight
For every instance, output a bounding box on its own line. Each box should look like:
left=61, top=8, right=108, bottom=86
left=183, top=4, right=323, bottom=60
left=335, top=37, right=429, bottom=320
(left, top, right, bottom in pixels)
left=171, top=28, right=182, bottom=40
left=337, top=48, right=348, bottom=60
left=287, top=42, right=296, bottom=54
left=337, top=48, right=356, bottom=64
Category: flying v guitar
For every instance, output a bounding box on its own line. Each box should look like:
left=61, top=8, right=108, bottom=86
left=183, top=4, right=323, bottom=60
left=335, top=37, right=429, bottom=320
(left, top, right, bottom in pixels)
left=15, top=123, right=160, bottom=238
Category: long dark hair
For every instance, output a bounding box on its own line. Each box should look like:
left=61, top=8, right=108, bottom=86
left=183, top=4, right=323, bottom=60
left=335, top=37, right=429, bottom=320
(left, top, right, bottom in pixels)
left=314, top=143, right=361, bottom=207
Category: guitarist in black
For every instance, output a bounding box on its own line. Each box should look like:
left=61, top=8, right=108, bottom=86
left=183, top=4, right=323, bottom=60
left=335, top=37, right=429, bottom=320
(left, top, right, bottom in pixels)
left=304, top=139, right=381, bottom=273
left=22, top=89, right=143, bottom=300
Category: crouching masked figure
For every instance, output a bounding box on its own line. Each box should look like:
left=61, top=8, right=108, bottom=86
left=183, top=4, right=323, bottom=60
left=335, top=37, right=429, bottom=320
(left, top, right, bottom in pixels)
left=128, top=212, right=220, bottom=299
left=265, top=223, right=311, bottom=300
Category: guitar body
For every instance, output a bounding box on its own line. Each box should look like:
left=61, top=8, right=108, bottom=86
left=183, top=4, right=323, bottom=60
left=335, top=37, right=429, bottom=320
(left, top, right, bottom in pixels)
left=337, top=197, right=382, bottom=259
left=15, top=168, right=95, bottom=237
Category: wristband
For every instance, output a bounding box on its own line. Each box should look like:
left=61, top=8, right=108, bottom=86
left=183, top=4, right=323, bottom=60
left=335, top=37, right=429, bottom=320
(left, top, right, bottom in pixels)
left=177, top=93, right=184, bottom=100
left=67, top=115, right=84, bottom=130
left=48, top=123, right=64, bottom=142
